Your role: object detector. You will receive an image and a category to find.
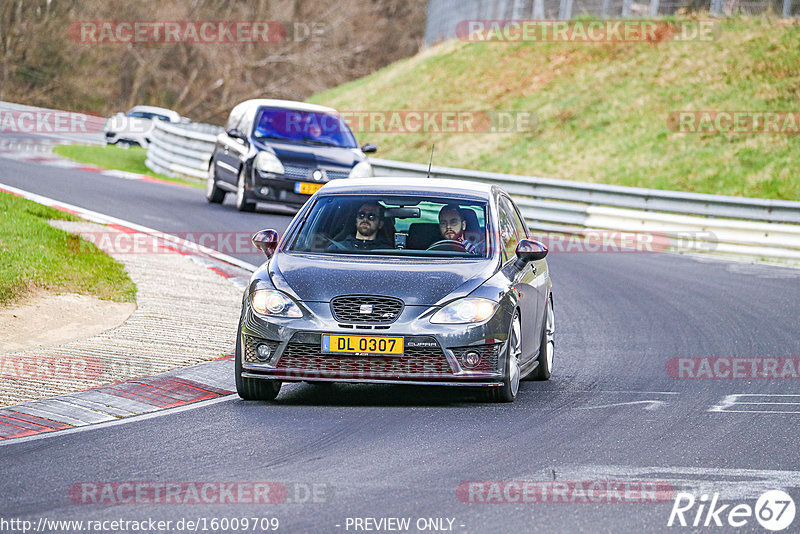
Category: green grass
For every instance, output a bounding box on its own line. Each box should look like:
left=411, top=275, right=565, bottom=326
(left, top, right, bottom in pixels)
left=310, top=17, right=800, bottom=200
left=0, top=192, right=137, bottom=306
left=52, top=145, right=203, bottom=189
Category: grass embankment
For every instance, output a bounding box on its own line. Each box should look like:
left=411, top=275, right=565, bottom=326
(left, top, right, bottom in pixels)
left=52, top=145, right=203, bottom=188
left=0, top=192, right=136, bottom=306
left=310, top=17, right=800, bottom=200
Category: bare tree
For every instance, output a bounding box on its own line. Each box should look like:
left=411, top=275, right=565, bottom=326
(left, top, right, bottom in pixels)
left=0, top=0, right=426, bottom=123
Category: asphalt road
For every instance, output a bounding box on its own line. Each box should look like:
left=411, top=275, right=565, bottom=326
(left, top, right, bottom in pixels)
left=2, top=143, right=800, bottom=533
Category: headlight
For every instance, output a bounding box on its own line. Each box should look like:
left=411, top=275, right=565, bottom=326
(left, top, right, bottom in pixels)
left=254, top=151, right=285, bottom=175
left=251, top=289, right=302, bottom=318
left=430, top=297, right=498, bottom=324
left=348, top=160, right=373, bottom=178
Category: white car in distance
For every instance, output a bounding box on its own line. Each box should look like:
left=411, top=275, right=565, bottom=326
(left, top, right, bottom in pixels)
left=104, top=105, right=183, bottom=147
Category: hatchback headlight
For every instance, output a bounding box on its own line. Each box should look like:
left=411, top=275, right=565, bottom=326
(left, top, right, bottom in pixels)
left=251, top=289, right=302, bottom=318
left=348, top=160, right=373, bottom=178
left=430, top=297, right=498, bottom=324
left=254, top=151, right=285, bottom=175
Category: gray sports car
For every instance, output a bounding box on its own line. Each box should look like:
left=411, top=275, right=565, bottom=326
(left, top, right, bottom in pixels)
left=236, top=177, right=554, bottom=402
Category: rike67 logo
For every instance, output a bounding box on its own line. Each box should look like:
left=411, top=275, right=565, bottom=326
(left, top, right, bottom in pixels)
left=668, top=490, right=796, bottom=531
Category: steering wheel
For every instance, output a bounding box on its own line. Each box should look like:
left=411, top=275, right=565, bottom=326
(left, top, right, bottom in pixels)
left=319, top=235, right=348, bottom=251
left=426, top=239, right=468, bottom=252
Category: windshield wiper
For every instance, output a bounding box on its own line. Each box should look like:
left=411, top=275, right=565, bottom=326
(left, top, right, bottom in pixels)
left=300, top=137, right=341, bottom=148
left=254, top=134, right=293, bottom=142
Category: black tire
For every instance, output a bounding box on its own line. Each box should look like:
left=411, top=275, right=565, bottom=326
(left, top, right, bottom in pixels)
left=235, top=327, right=281, bottom=401
left=205, top=161, right=226, bottom=204
left=485, top=311, right=521, bottom=403
left=528, top=295, right=554, bottom=381
left=235, top=169, right=256, bottom=212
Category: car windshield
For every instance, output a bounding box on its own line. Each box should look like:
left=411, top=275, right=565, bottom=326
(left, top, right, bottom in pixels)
left=253, top=107, right=358, bottom=148
left=127, top=111, right=170, bottom=121
left=286, top=195, right=491, bottom=258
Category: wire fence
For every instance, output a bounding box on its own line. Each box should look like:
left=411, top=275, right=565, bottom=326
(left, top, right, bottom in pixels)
left=425, top=0, right=798, bottom=45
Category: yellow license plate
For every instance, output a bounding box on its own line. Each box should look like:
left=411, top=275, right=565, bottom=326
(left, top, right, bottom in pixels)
left=295, top=182, right=324, bottom=195
left=321, top=334, right=404, bottom=355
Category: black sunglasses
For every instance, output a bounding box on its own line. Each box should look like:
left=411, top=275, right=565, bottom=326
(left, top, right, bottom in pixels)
left=357, top=212, right=378, bottom=221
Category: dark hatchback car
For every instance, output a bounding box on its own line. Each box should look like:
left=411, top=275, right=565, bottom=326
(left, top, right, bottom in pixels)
left=236, top=178, right=555, bottom=403
left=205, top=99, right=376, bottom=211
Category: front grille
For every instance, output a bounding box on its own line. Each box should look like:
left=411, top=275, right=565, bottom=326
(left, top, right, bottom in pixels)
left=282, top=165, right=312, bottom=179
left=331, top=295, right=403, bottom=324
left=276, top=343, right=453, bottom=378
left=326, top=170, right=349, bottom=180
left=243, top=336, right=280, bottom=364
left=451, top=344, right=502, bottom=373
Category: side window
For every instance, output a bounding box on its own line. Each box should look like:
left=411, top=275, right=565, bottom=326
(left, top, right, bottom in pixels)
left=508, top=198, right=528, bottom=240
left=497, top=197, right=520, bottom=262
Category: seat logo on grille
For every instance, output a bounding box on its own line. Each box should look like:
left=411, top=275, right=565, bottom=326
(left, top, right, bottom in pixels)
left=359, top=304, right=373, bottom=314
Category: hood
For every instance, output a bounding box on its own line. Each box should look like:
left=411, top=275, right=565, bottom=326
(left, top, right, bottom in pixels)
left=253, top=139, right=361, bottom=169
left=267, top=253, right=496, bottom=306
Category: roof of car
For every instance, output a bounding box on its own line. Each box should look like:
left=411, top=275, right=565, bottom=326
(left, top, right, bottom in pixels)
left=128, top=105, right=181, bottom=118
left=318, top=177, right=495, bottom=199
left=236, top=99, right=339, bottom=115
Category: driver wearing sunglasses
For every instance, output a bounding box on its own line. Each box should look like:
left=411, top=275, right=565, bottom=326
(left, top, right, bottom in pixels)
left=336, top=201, right=392, bottom=251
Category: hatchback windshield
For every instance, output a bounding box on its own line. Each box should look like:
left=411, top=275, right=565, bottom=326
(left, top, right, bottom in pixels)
left=128, top=111, right=170, bottom=121
left=287, top=195, right=491, bottom=258
left=253, top=107, right=358, bottom=148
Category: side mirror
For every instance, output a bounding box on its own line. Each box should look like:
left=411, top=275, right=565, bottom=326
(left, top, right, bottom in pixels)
left=361, top=143, right=377, bottom=154
left=252, top=229, right=280, bottom=258
left=515, top=239, right=548, bottom=265
left=227, top=128, right=246, bottom=141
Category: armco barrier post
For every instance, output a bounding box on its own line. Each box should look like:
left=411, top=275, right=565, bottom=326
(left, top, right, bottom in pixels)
left=534, top=0, right=545, bottom=18
left=559, top=0, right=574, bottom=19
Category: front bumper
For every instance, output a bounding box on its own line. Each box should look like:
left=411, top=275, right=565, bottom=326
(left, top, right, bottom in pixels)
left=251, top=167, right=350, bottom=204
left=239, top=300, right=511, bottom=387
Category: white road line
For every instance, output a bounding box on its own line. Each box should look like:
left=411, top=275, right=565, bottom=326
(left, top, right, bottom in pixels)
left=575, top=400, right=666, bottom=411
left=709, top=394, right=800, bottom=414
left=0, top=395, right=236, bottom=447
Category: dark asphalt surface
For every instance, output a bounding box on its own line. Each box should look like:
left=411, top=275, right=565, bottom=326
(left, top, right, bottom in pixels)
left=2, top=146, right=800, bottom=533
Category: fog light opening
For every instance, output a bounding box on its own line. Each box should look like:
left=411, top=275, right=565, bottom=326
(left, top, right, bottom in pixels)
left=259, top=186, right=271, bottom=196
left=256, top=344, right=272, bottom=362
left=464, top=351, right=481, bottom=369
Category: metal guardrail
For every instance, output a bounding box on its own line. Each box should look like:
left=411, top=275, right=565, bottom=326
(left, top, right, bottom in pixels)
left=145, top=120, right=223, bottom=180
left=370, top=158, right=800, bottom=224
left=425, top=0, right=799, bottom=46
left=369, top=157, right=800, bottom=261
left=144, top=120, right=800, bottom=262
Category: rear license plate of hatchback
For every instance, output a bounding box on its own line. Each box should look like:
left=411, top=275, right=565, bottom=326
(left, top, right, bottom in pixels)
left=321, top=334, right=404, bottom=355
